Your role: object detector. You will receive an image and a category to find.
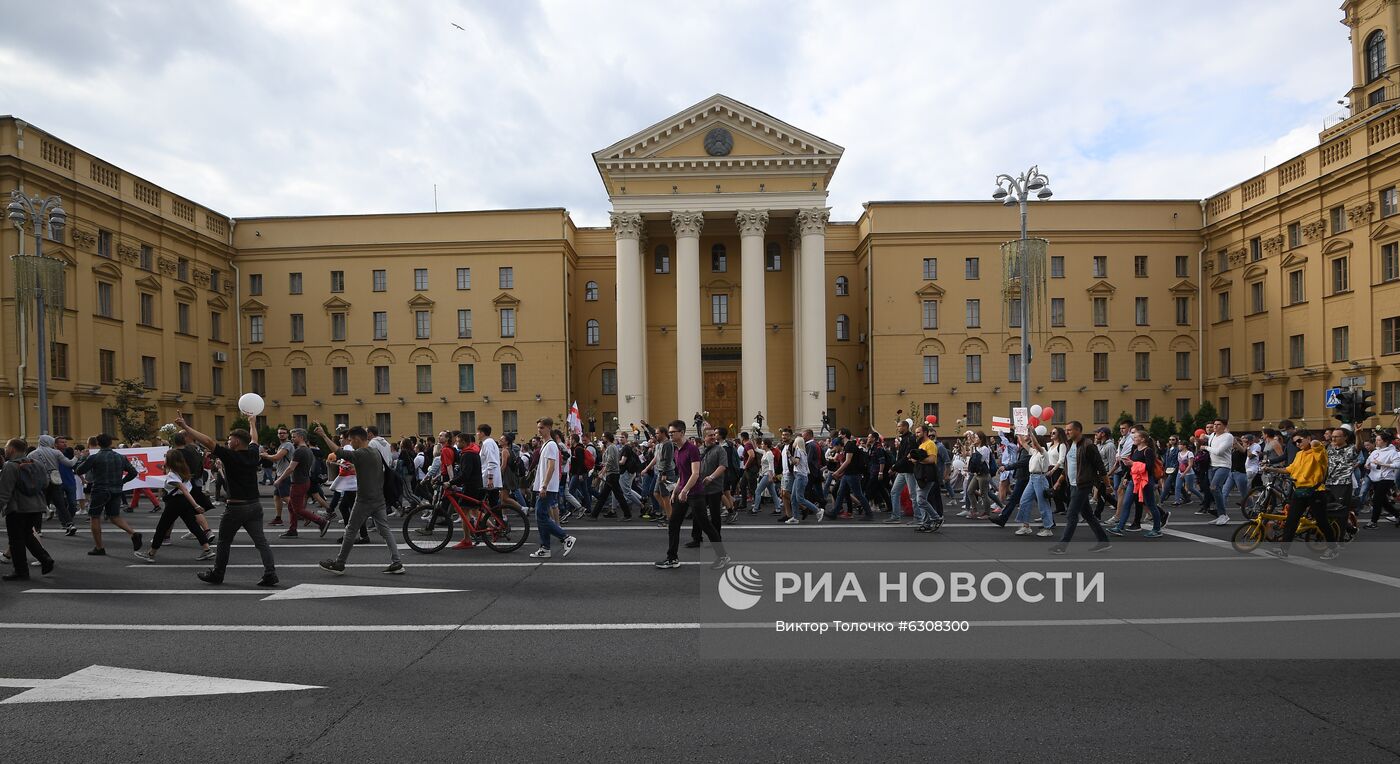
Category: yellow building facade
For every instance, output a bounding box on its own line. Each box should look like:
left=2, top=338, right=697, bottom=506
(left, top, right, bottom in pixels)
left=2, top=0, right=1398, bottom=441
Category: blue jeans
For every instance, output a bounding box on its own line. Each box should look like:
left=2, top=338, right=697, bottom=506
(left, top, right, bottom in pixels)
left=1016, top=473, right=1054, bottom=528
left=569, top=474, right=592, bottom=510
left=751, top=474, right=780, bottom=512
left=1061, top=486, right=1108, bottom=544
left=890, top=472, right=931, bottom=524
left=790, top=474, right=821, bottom=516
left=535, top=491, right=568, bottom=550
left=1114, top=481, right=1162, bottom=532
left=1209, top=466, right=1242, bottom=517
left=832, top=474, right=872, bottom=517
left=1176, top=471, right=1203, bottom=503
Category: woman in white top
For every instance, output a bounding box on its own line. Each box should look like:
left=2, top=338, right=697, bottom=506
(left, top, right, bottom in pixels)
left=134, top=449, right=214, bottom=563
left=1013, top=432, right=1056, bottom=536
left=1364, top=431, right=1400, bottom=528
left=1045, top=427, right=1069, bottom=517
left=748, top=438, right=780, bottom=514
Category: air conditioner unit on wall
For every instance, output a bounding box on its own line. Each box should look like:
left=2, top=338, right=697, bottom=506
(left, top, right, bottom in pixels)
left=213, top=351, right=228, bottom=363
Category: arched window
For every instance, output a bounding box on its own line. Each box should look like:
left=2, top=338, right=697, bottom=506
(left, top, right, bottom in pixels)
left=1368, top=30, right=1387, bottom=83
left=835, top=276, right=849, bottom=296
left=654, top=244, right=670, bottom=274
left=765, top=241, right=782, bottom=271
left=835, top=314, right=850, bottom=341
left=586, top=319, right=600, bottom=346
left=585, top=281, right=598, bottom=301
left=711, top=243, right=727, bottom=272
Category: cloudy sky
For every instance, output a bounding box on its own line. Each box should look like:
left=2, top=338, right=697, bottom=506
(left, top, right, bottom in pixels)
left=0, top=0, right=1350, bottom=226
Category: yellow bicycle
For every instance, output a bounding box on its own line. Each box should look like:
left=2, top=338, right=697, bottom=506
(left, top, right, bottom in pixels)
left=1232, top=485, right=1340, bottom=555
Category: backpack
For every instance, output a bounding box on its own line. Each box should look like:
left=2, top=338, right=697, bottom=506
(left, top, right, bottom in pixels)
left=1152, top=454, right=1165, bottom=481
left=725, top=442, right=741, bottom=477
left=510, top=448, right=527, bottom=479
left=583, top=446, right=596, bottom=471
left=621, top=445, right=642, bottom=474
left=382, top=461, right=404, bottom=506
left=13, top=458, right=45, bottom=497
left=969, top=449, right=987, bottom=476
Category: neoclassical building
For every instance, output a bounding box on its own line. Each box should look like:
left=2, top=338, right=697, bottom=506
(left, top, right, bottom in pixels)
left=2, top=0, right=1399, bottom=440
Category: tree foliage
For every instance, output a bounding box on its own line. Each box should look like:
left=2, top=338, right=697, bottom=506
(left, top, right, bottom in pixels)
left=111, top=378, right=158, bottom=445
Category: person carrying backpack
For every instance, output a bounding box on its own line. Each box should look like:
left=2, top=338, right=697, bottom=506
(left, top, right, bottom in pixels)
left=1, top=438, right=56, bottom=581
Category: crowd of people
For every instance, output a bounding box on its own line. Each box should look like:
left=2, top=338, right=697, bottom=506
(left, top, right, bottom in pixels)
left=4, top=408, right=1397, bottom=582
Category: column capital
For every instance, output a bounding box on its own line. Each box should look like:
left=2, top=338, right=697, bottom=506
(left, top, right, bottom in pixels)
left=609, top=211, right=645, bottom=240
left=796, top=207, right=831, bottom=237
left=734, top=209, right=769, bottom=238
left=671, top=210, right=704, bottom=239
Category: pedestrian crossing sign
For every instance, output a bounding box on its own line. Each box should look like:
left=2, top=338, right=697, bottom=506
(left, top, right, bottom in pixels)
left=1325, top=387, right=1343, bottom=408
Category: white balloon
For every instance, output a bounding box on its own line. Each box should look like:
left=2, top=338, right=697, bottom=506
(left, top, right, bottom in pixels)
left=238, top=392, right=265, bottom=417
left=1034, top=425, right=1048, bottom=436
left=1029, top=404, right=1043, bottom=418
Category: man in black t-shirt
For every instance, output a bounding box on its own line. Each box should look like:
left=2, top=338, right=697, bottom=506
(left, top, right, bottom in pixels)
left=174, top=416, right=277, bottom=587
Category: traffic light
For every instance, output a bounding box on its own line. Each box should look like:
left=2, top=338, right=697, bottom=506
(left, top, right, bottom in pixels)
left=1354, top=389, right=1376, bottom=425
left=1334, top=389, right=1355, bottom=425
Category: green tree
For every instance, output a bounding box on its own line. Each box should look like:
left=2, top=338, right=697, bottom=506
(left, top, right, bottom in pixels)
left=1115, top=411, right=1135, bottom=428
left=1194, top=401, right=1219, bottom=427
left=1148, top=416, right=1175, bottom=446
left=111, top=378, right=158, bottom=444
left=231, top=416, right=250, bottom=433
left=1177, top=410, right=1197, bottom=440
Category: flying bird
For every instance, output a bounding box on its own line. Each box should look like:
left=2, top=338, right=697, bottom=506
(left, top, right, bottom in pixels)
left=451, top=22, right=465, bottom=30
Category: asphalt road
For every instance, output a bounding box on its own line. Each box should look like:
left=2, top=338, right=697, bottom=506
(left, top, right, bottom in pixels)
left=3, top=489, right=1400, bottom=762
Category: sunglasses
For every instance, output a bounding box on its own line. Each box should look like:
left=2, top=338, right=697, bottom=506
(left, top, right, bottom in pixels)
left=668, top=429, right=682, bottom=435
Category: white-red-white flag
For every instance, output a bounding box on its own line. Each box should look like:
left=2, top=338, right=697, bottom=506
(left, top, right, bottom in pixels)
left=567, top=401, right=583, bottom=435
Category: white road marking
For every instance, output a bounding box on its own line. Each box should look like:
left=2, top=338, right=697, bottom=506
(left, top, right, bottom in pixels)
left=22, top=584, right=466, bottom=601
left=1165, top=528, right=1400, bottom=590
left=0, top=665, right=320, bottom=704
left=123, top=556, right=1265, bottom=569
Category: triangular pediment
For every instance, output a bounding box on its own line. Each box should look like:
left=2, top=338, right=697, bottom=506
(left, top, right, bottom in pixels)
left=492, top=292, right=521, bottom=308
left=322, top=296, right=352, bottom=312
left=1280, top=253, right=1308, bottom=268
left=914, top=282, right=946, bottom=299
left=135, top=274, right=162, bottom=292
left=1209, top=275, right=1232, bottom=290
left=1168, top=278, right=1198, bottom=294
left=1085, top=279, right=1116, bottom=296
left=1372, top=222, right=1400, bottom=242
left=406, top=294, right=435, bottom=311
left=207, top=294, right=228, bottom=310
left=240, top=298, right=268, bottom=314
left=595, top=94, right=844, bottom=162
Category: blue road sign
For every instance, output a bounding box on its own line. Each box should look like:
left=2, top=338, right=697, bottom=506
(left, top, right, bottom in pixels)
left=1325, top=387, right=1343, bottom=408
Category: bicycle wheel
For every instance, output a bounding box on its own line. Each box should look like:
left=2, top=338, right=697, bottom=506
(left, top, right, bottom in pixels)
left=1242, top=486, right=1270, bottom=520
left=1299, top=527, right=1329, bottom=555
left=402, top=504, right=454, bottom=554
left=480, top=504, right=530, bottom=553
left=1231, top=521, right=1265, bottom=553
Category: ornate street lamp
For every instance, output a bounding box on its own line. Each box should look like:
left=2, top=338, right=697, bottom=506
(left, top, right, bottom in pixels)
left=8, top=191, right=67, bottom=437
left=991, top=167, right=1052, bottom=411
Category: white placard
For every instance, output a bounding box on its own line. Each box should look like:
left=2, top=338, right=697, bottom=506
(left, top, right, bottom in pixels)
left=1011, top=407, right=1030, bottom=436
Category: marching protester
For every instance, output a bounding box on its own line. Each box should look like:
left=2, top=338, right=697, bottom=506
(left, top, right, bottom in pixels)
left=315, top=425, right=405, bottom=575
left=1, top=438, right=56, bottom=581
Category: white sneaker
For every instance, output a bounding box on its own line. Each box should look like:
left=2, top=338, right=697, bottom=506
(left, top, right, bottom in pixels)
left=1036, top=528, right=1055, bottom=537
left=1212, top=514, right=1231, bottom=526
left=1014, top=526, right=1033, bottom=536
left=195, top=549, right=216, bottom=561
left=956, top=510, right=971, bottom=518
left=528, top=547, right=552, bottom=558
left=561, top=536, right=577, bottom=557
left=784, top=517, right=799, bottom=524
left=181, top=531, right=196, bottom=540
left=133, top=550, right=154, bottom=563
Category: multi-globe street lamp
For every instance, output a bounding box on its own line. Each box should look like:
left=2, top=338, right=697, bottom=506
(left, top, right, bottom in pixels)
left=992, top=167, right=1052, bottom=413
left=8, top=190, right=68, bottom=437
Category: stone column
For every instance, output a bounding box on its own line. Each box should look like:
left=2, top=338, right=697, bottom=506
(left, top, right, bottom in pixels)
left=736, top=209, right=769, bottom=434
left=790, top=227, right=802, bottom=424
left=797, top=207, right=830, bottom=431
left=672, top=211, right=704, bottom=420
left=610, top=211, right=645, bottom=428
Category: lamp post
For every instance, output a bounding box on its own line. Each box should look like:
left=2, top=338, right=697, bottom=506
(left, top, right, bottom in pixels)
left=8, top=191, right=67, bottom=437
left=992, top=167, right=1052, bottom=412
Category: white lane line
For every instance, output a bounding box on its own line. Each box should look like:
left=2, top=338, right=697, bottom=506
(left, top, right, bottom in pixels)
left=22, top=589, right=264, bottom=596
left=125, top=556, right=1266, bottom=570
left=1165, top=527, right=1400, bottom=590
left=4, top=611, right=1400, bottom=632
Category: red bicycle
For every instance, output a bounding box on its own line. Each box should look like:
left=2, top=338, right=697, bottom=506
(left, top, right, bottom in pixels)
left=401, top=483, right=529, bottom=553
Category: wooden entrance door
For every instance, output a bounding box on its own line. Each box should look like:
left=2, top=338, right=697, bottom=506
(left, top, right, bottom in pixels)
left=703, top=371, right=739, bottom=433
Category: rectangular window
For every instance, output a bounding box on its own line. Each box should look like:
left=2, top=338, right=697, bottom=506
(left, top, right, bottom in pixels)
left=139, top=293, right=155, bottom=326
left=501, top=363, right=517, bottom=392
left=373, top=311, right=387, bottom=340
left=1009, top=354, right=1022, bottom=383
left=923, top=403, right=940, bottom=424
left=1371, top=86, right=1388, bottom=106
left=414, top=268, right=428, bottom=291
left=712, top=248, right=727, bottom=272
left=177, top=303, right=191, bottom=334
left=921, top=299, right=938, bottom=330
left=332, top=366, right=348, bottom=395
left=372, top=269, right=386, bottom=292
left=965, top=355, right=982, bottom=383
left=1288, top=270, right=1305, bottom=304
left=1385, top=381, right=1400, bottom=414
left=1250, top=281, right=1265, bottom=314
left=1135, top=399, right=1151, bottom=423
left=290, top=313, right=304, bottom=342
left=499, top=267, right=514, bottom=289
left=1050, top=256, right=1064, bottom=278
left=1289, top=389, right=1304, bottom=419
left=922, top=258, right=937, bottom=280
left=1093, top=352, right=1109, bottom=382
left=764, top=244, right=780, bottom=272
left=1217, top=250, right=1229, bottom=272
left=139, top=245, right=153, bottom=271
left=1050, top=353, right=1066, bottom=382
left=210, top=311, right=223, bottom=341
left=1383, top=316, right=1400, bottom=355
left=964, top=258, right=979, bottom=280
left=416, top=365, right=432, bottom=394
left=1092, top=256, right=1107, bottom=278
left=418, top=412, right=434, bottom=436
left=99, top=349, right=116, bottom=384
left=415, top=310, right=431, bottom=340
left=51, top=405, right=70, bottom=437
left=249, top=315, right=264, bottom=343
left=457, top=309, right=472, bottom=339
left=374, top=366, right=390, bottom=395
left=659, top=250, right=673, bottom=274
left=209, top=268, right=220, bottom=293
left=1008, top=298, right=1022, bottom=329
left=1134, top=296, right=1149, bottom=326
left=459, top=411, right=476, bottom=434
left=456, top=267, right=471, bottom=290
left=249, top=273, right=263, bottom=296
left=1333, top=326, right=1350, bottom=362
left=177, top=258, right=190, bottom=282
left=49, top=342, right=68, bottom=379
left=101, top=408, right=119, bottom=437
left=712, top=294, right=729, bottom=325
left=1134, top=255, right=1148, bottom=278
left=1175, top=255, right=1189, bottom=278
left=289, top=272, right=302, bottom=295
left=331, top=312, right=347, bottom=341
left=290, top=367, right=306, bottom=396
left=1252, top=341, right=1266, bottom=373
left=1176, top=398, right=1192, bottom=422
left=98, top=230, right=113, bottom=258
left=1252, top=393, right=1265, bottom=422
left=1176, top=351, right=1191, bottom=380
left=502, top=411, right=518, bottom=436
left=1385, top=243, right=1400, bottom=282
left=458, top=364, right=475, bottom=393
left=1048, top=400, right=1065, bottom=423
left=922, top=355, right=939, bottom=384
left=375, top=413, right=392, bottom=436
left=499, top=308, right=516, bottom=337
left=965, top=299, right=981, bottom=328
left=1331, top=257, right=1349, bottom=293
left=1383, top=187, right=1398, bottom=217
left=1093, top=400, right=1108, bottom=425
left=1050, top=298, right=1065, bottom=327
left=1250, top=237, right=1262, bottom=262
left=1092, top=297, right=1108, bottom=327
left=211, top=367, right=224, bottom=396
left=1217, top=291, right=1230, bottom=321
left=965, top=402, right=983, bottom=427
left=1175, top=296, right=1190, bottom=325
left=173, top=361, right=189, bottom=392
left=1220, top=397, right=1233, bottom=422
left=330, top=270, right=344, bottom=293
left=1135, top=352, right=1150, bottom=381
left=1289, top=334, right=1305, bottom=367
left=1331, top=205, right=1346, bottom=234
left=826, top=365, right=837, bottom=392
left=1288, top=222, right=1301, bottom=248
left=1219, top=348, right=1232, bottom=377
left=251, top=368, right=266, bottom=396
left=96, top=282, right=114, bottom=318
left=603, top=368, right=618, bottom=395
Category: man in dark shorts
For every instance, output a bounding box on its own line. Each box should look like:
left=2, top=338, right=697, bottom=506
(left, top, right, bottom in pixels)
left=73, top=433, right=142, bottom=555
left=174, top=416, right=278, bottom=587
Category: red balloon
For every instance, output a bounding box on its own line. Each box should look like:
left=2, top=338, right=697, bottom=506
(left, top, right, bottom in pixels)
left=925, top=414, right=937, bottom=424
left=1041, top=407, right=1054, bottom=421
left=1028, top=415, right=1040, bottom=428
left=1194, top=428, right=1206, bottom=437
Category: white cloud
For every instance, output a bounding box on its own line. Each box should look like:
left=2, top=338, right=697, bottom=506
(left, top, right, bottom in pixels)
left=0, top=0, right=1351, bottom=227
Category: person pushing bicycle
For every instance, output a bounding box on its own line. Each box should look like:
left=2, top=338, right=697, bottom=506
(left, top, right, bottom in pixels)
left=1262, top=430, right=1340, bottom=561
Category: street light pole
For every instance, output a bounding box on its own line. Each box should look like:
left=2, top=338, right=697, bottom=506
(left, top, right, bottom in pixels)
left=992, top=167, right=1052, bottom=412
left=8, top=191, right=67, bottom=437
